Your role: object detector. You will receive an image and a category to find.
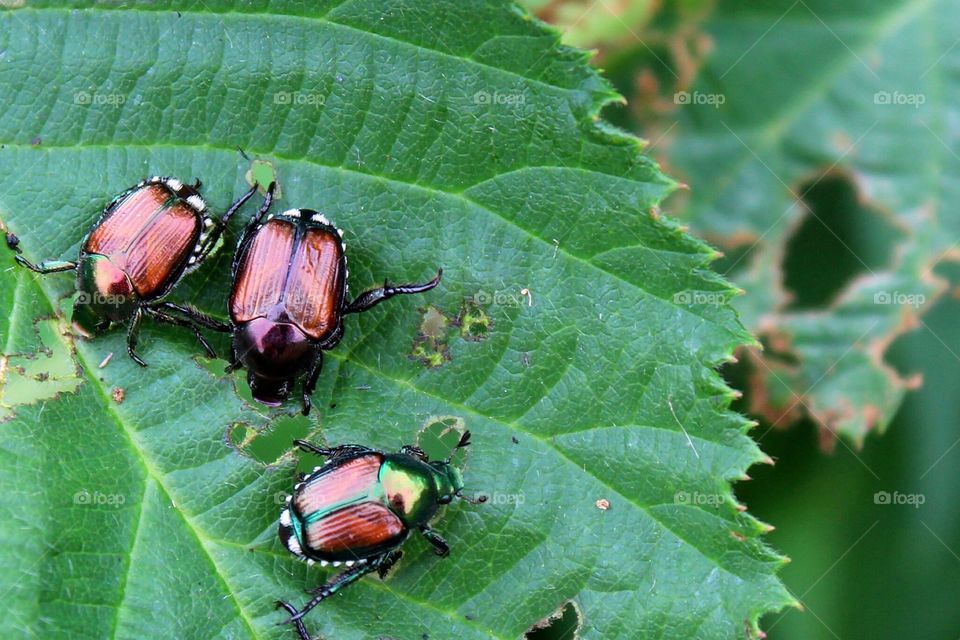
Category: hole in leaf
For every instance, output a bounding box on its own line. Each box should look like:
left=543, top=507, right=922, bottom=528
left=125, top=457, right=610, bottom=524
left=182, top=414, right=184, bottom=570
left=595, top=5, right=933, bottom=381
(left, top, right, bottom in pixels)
left=245, top=158, right=280, bottom=197
left=417, top=415, right=467, bottom=463
left=0, top=316, right=82, bottom=421
left=228, top=422, right=255, bottom=448
left=457, top=297, right=492, bottom=341
left=525, top=601, right=582, bottom=640
left=195, top=356, right=223, bottom=378
left=420, top=305, right=449, bottom=339
left=782, top=173, right=899, bottom=309
left=227, top=414, right=310, bottom=466
left=411, top=305, right=451, bottom=368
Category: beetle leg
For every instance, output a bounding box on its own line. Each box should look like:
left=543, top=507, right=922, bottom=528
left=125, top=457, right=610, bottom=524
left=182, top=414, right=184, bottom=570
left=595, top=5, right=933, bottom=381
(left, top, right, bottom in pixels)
left=159, top=301, right=230, bottom=332
left=12, top=255, right=77, bottom=274
left=126, top=308, right=148, bottom=367
left=145, top=308, right=218, bottom=359
left=293, top=440, right=372, bottom=459
left=285, top=560, right=380, bottom=623
left=301, top=352, right=323, bottom=415
left=192, top=183, right=260, bottom=265
left=219, top=182, right=259, bottom=227
left=274, top=601, right=312, bottom=640
left=232, top=181, right=277, bottom=276
left=343, top=268, right=443, bottom=314
left=376, top=549, right=403, bottom=580
left=225, top=352, right=242, bottom=374
left=399, top=445, right=429, bottom=461
left=419, top=526, right=450, bottom=557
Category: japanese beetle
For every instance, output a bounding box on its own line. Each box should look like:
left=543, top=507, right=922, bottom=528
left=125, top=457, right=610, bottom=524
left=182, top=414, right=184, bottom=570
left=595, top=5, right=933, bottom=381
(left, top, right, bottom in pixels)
left=277, top=431, right=485, bottom=638
left=227, top=183, right=442, bottom=414
left=6, top=177, right=258, bottom=365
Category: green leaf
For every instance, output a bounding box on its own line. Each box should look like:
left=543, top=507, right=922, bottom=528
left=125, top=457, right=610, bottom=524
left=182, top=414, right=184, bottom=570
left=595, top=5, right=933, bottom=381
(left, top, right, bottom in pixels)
left=0, top=2, right=790, bottom=638
left=620, top=0, right=956, bottom=445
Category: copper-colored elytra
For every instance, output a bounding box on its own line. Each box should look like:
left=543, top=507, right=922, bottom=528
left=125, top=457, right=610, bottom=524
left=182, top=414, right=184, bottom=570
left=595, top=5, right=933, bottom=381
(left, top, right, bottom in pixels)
left=285, top=227, right=344, bottom=339
left=294, top=454, right=383, bottom=517
left=230, top=220, right=295, bottom=324
left=86, top=185, right=170, bottom=254
left=304, top=501, right=405, bottom=554
left=230, top=218, right=344, bottom=341
left=86, top=184, right=200, bottom=298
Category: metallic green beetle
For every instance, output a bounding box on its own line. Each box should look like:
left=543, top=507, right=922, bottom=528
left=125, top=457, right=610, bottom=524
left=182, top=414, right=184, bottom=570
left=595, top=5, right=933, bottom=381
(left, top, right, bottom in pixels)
left=277, top=431, right=485, bottom=640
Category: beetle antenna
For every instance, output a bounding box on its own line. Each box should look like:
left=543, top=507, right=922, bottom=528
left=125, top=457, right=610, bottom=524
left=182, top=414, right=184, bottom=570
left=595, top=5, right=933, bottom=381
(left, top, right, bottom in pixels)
left=449, top=430, right=472, bottom=459
left=444, top=430, right=473, bottom=464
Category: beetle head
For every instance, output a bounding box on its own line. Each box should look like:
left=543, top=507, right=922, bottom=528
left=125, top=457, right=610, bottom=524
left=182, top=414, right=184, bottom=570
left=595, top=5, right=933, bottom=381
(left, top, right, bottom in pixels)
left=234, top=318, right=315, bottom=406
left=247, top=371, right=294, bottom=406
left=431, top=431, right=486, bottom=505
left=431, top=461, right=465, bottom=505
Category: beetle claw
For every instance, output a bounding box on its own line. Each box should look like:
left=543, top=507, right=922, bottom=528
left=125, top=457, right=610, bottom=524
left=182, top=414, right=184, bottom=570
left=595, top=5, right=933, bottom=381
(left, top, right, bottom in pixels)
left=128, top=351, right=148, bottom=367
left=275, top=601, right=312, bottom=640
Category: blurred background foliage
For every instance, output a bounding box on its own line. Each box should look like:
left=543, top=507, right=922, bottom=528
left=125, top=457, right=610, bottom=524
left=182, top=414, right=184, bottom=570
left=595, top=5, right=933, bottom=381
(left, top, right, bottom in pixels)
left=520, top=0, right=960, bottom=638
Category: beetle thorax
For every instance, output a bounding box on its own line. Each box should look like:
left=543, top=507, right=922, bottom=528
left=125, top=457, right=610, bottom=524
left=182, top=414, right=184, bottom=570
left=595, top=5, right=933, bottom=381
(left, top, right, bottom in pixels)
left=73, top=255, right=139, bottom=336
left=380, top=456, right=441, bottom=527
